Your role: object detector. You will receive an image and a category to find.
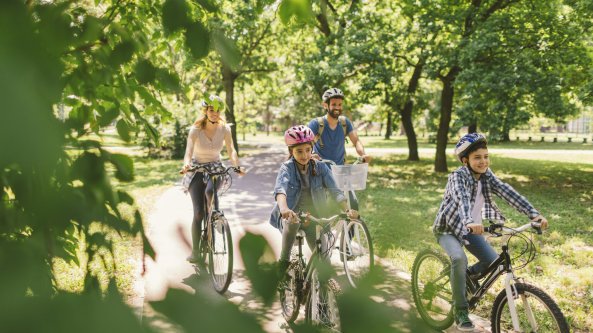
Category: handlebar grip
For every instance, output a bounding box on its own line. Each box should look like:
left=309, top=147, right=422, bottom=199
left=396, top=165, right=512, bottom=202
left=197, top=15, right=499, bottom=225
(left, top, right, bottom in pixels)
left=531, top=221, right=543, bottom=235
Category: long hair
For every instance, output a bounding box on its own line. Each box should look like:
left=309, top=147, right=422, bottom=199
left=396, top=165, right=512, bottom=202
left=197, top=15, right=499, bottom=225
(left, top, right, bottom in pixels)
left=193, top=106, right=226, bottom=129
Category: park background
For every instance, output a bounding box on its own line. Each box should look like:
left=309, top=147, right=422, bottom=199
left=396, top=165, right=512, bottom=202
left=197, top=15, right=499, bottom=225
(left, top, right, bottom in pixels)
left=1, top=0, right=592, bottom=332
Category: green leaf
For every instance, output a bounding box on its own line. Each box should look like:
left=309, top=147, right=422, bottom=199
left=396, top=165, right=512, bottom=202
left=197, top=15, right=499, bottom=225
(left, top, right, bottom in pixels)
left=109, top=153, right=134, bottom=181
left=278, top=0, right=313, bottom=25
left=116, top=119, right=132, bottom=142
left=185, top=21, right=210, bottom=60
left=79, top=15, right=102, bottom=43
left=156, top=68, right=181, bottom=93
left=116, top=190, right=134, bottom=205
left=109, top=40, right=135, bottom=67
left=239, top=233, right=278, bottom=305
left=162, top=0, right=190, bottom=35
left=135, top=59, right=157, bottom=84
left=143, top=120, right=160, bottom=145
left=194, top=0, right=218, bottom=13
left=212, top=29, right=241, bottom=70
left=97, top=106, right=119, bottom=127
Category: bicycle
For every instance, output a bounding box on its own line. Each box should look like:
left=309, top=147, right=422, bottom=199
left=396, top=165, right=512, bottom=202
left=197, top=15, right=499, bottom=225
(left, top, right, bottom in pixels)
left=278, top=212, right=344, bottom=331
left=411, top=220, right=569, bottom=332
left=321, top=158, right=374, bottom=288
left=182, top=163, right=241, bottom=294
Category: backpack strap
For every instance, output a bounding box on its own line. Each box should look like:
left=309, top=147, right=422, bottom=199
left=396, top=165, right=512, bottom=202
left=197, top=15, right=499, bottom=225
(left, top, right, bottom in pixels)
left=315, top=116, right=325, bottom=149
left=339, top=116, right=349, bottom=144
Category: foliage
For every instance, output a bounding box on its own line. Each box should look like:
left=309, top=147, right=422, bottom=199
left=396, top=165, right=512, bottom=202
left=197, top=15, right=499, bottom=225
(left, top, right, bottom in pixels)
left=170, top=120, right=187, bottom=159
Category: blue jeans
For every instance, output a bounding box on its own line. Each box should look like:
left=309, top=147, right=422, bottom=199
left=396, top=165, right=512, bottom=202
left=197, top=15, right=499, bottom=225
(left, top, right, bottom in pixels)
left=437, top=233, right=498, bottom=310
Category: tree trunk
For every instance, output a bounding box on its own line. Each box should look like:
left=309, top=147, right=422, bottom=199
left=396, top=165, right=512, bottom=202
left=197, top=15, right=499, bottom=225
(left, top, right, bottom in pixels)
left=399, top=60, right=424, bottom=161
left=468, top=123, right=477, bottom=133
left=384, top=109, right=393, bottom=139
left=222, top=65, right=239, bottom=153
left=435, top=67, right=460, bottom=172
left=401, top=101, right=419, bottom=161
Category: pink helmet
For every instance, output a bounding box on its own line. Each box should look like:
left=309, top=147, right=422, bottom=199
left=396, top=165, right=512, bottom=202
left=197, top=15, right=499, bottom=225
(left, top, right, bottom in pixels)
left=284, top=125, right=315, bottom=146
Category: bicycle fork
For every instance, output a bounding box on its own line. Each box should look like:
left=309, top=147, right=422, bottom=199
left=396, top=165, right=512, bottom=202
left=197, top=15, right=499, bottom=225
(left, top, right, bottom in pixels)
left=503, top=273, right=538, bottom=332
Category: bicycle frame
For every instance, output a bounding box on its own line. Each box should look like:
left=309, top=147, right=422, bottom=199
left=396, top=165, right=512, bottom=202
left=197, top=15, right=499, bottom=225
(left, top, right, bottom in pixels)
left=466, top=222, right=542, bottom=332
left=201, top=174, right=221, bottom=253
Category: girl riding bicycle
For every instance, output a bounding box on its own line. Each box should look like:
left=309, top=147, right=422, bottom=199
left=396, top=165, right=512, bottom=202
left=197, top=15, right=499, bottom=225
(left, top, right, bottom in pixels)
left=182, top=94, right=244, bottom=263
left=433, top=132, right=549, bottom=331
left=270, top=125, right=357, bottom=274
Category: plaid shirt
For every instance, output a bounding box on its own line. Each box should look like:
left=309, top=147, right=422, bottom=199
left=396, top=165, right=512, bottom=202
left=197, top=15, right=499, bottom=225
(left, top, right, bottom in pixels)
left=433, top=166, right=540, bottom=241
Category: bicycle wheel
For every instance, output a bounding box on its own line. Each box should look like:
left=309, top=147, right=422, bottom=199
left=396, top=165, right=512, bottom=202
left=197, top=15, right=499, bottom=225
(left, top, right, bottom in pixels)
left=491, top=282, right=569, bottom=333
left=340, top=219, right=374, bottom=287
left=305, top=269, right=341, bottom=332
left=411, top=249, right=454, bottom=330
left=208, top=215, right=233, bottom=293
left=279, top=259, right=304, bottom=323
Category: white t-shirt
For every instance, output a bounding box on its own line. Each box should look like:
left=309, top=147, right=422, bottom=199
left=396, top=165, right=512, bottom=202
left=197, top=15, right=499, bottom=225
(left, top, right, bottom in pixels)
left=184, top=124, right=232, bottom=164
left=471, top=181, right=485, bottom=224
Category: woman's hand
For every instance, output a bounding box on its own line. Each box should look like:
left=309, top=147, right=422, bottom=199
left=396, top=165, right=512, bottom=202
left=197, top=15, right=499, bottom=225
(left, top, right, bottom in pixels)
left=180, top=163, right=192, bottom=174
left=532, top=214, right=548, bottom=229
left=235, top=166, right=246, bottom=177
left=466, top=223, right=484, bottom=235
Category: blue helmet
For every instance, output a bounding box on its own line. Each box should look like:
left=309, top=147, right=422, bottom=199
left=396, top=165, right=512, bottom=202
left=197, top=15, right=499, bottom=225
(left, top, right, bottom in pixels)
left=455, top=133, right=487, bottom=162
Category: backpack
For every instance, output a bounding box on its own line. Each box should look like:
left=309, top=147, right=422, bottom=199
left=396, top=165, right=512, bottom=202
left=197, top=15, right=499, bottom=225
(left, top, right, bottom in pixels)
left=315, top=115, right=348, bottom=149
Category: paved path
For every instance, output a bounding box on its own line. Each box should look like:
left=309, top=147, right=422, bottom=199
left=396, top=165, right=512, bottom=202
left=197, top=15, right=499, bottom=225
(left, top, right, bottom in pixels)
left=140, top=144, right=490, bottom=332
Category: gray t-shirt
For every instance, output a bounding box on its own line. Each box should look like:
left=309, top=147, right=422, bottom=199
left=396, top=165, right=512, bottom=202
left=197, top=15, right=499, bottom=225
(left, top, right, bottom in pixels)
left=296, top=166, right=316, bottom=215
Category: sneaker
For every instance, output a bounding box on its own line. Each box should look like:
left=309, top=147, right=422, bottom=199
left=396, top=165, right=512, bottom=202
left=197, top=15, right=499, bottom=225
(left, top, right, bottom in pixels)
left=455, top=309, right=475, bottom=332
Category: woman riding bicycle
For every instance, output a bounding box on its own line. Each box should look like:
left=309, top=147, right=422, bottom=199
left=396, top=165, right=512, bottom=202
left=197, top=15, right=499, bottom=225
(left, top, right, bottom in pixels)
left=182, top=94, right=244, bottom=263
left=270, top=125, right=358, bottom=275
left=433, top=132, right=549, bottom=331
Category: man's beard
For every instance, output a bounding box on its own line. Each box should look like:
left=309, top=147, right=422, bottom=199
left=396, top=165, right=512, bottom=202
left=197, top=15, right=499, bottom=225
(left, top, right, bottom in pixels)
left=326, top=108, right=341, bottom=119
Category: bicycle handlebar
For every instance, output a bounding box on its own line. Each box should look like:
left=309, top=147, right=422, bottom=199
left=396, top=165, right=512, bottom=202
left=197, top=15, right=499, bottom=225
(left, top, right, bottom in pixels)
left=281, top=212, right=348, bottom=228
left=467, top=220, right=543, bottom=237
left=179, top=165, right=242, bottom=176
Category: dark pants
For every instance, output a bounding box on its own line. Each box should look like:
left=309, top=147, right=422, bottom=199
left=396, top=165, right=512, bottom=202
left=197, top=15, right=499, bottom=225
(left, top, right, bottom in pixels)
left=188, top=173, right=218, bottom=253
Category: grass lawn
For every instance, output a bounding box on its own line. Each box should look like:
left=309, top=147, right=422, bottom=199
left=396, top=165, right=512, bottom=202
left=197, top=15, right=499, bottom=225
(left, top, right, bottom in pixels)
left=358, top=153, right=593, bottom=331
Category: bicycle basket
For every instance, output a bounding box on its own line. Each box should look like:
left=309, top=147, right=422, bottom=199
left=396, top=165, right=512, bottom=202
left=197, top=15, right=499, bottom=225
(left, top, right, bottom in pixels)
left=331, top=164, right=368, bottom=191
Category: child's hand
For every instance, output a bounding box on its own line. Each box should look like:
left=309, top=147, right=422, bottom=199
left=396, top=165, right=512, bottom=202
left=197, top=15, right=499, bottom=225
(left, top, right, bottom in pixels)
left=466, top=223, right=484, bottom=235
left=280, top=208, right=297, bottom=222
left=532, top=215, right=548, bottom=229
left=311, top=153, right=321, bottom=161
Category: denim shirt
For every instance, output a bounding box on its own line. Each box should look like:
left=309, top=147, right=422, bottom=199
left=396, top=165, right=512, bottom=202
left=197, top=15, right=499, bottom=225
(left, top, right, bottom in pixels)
left=433, top=166, right=540, bottom=242
left=269, top=158, right=346, bottom=229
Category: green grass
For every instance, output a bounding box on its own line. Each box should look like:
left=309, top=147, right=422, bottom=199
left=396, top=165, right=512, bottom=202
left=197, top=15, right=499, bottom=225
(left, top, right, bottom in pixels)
left=358, top=154, right=593, bottom=331
left=359, top=134, right=593, bottom=150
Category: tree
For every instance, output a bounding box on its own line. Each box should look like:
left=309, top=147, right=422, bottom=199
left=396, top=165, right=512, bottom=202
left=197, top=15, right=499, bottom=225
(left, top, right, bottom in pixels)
left=212, top=0, right=279, bottom=152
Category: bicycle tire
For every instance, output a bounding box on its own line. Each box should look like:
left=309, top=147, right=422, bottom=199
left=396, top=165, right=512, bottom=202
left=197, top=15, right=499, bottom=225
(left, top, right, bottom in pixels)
left=340, top=219, right=374, bottom=288
left=279, top=259, right=304, bottom=323
left=491, top=282, right=569, bottom=333
left=305, top=269, right=341, bottom=332
left=411, top=249, right=454, bottom=330
left=208, top=215, right=233, bottom=294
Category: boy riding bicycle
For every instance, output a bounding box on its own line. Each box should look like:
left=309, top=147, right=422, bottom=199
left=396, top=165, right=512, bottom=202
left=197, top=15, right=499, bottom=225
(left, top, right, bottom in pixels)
left=433, top=133, right=549, bottom=331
